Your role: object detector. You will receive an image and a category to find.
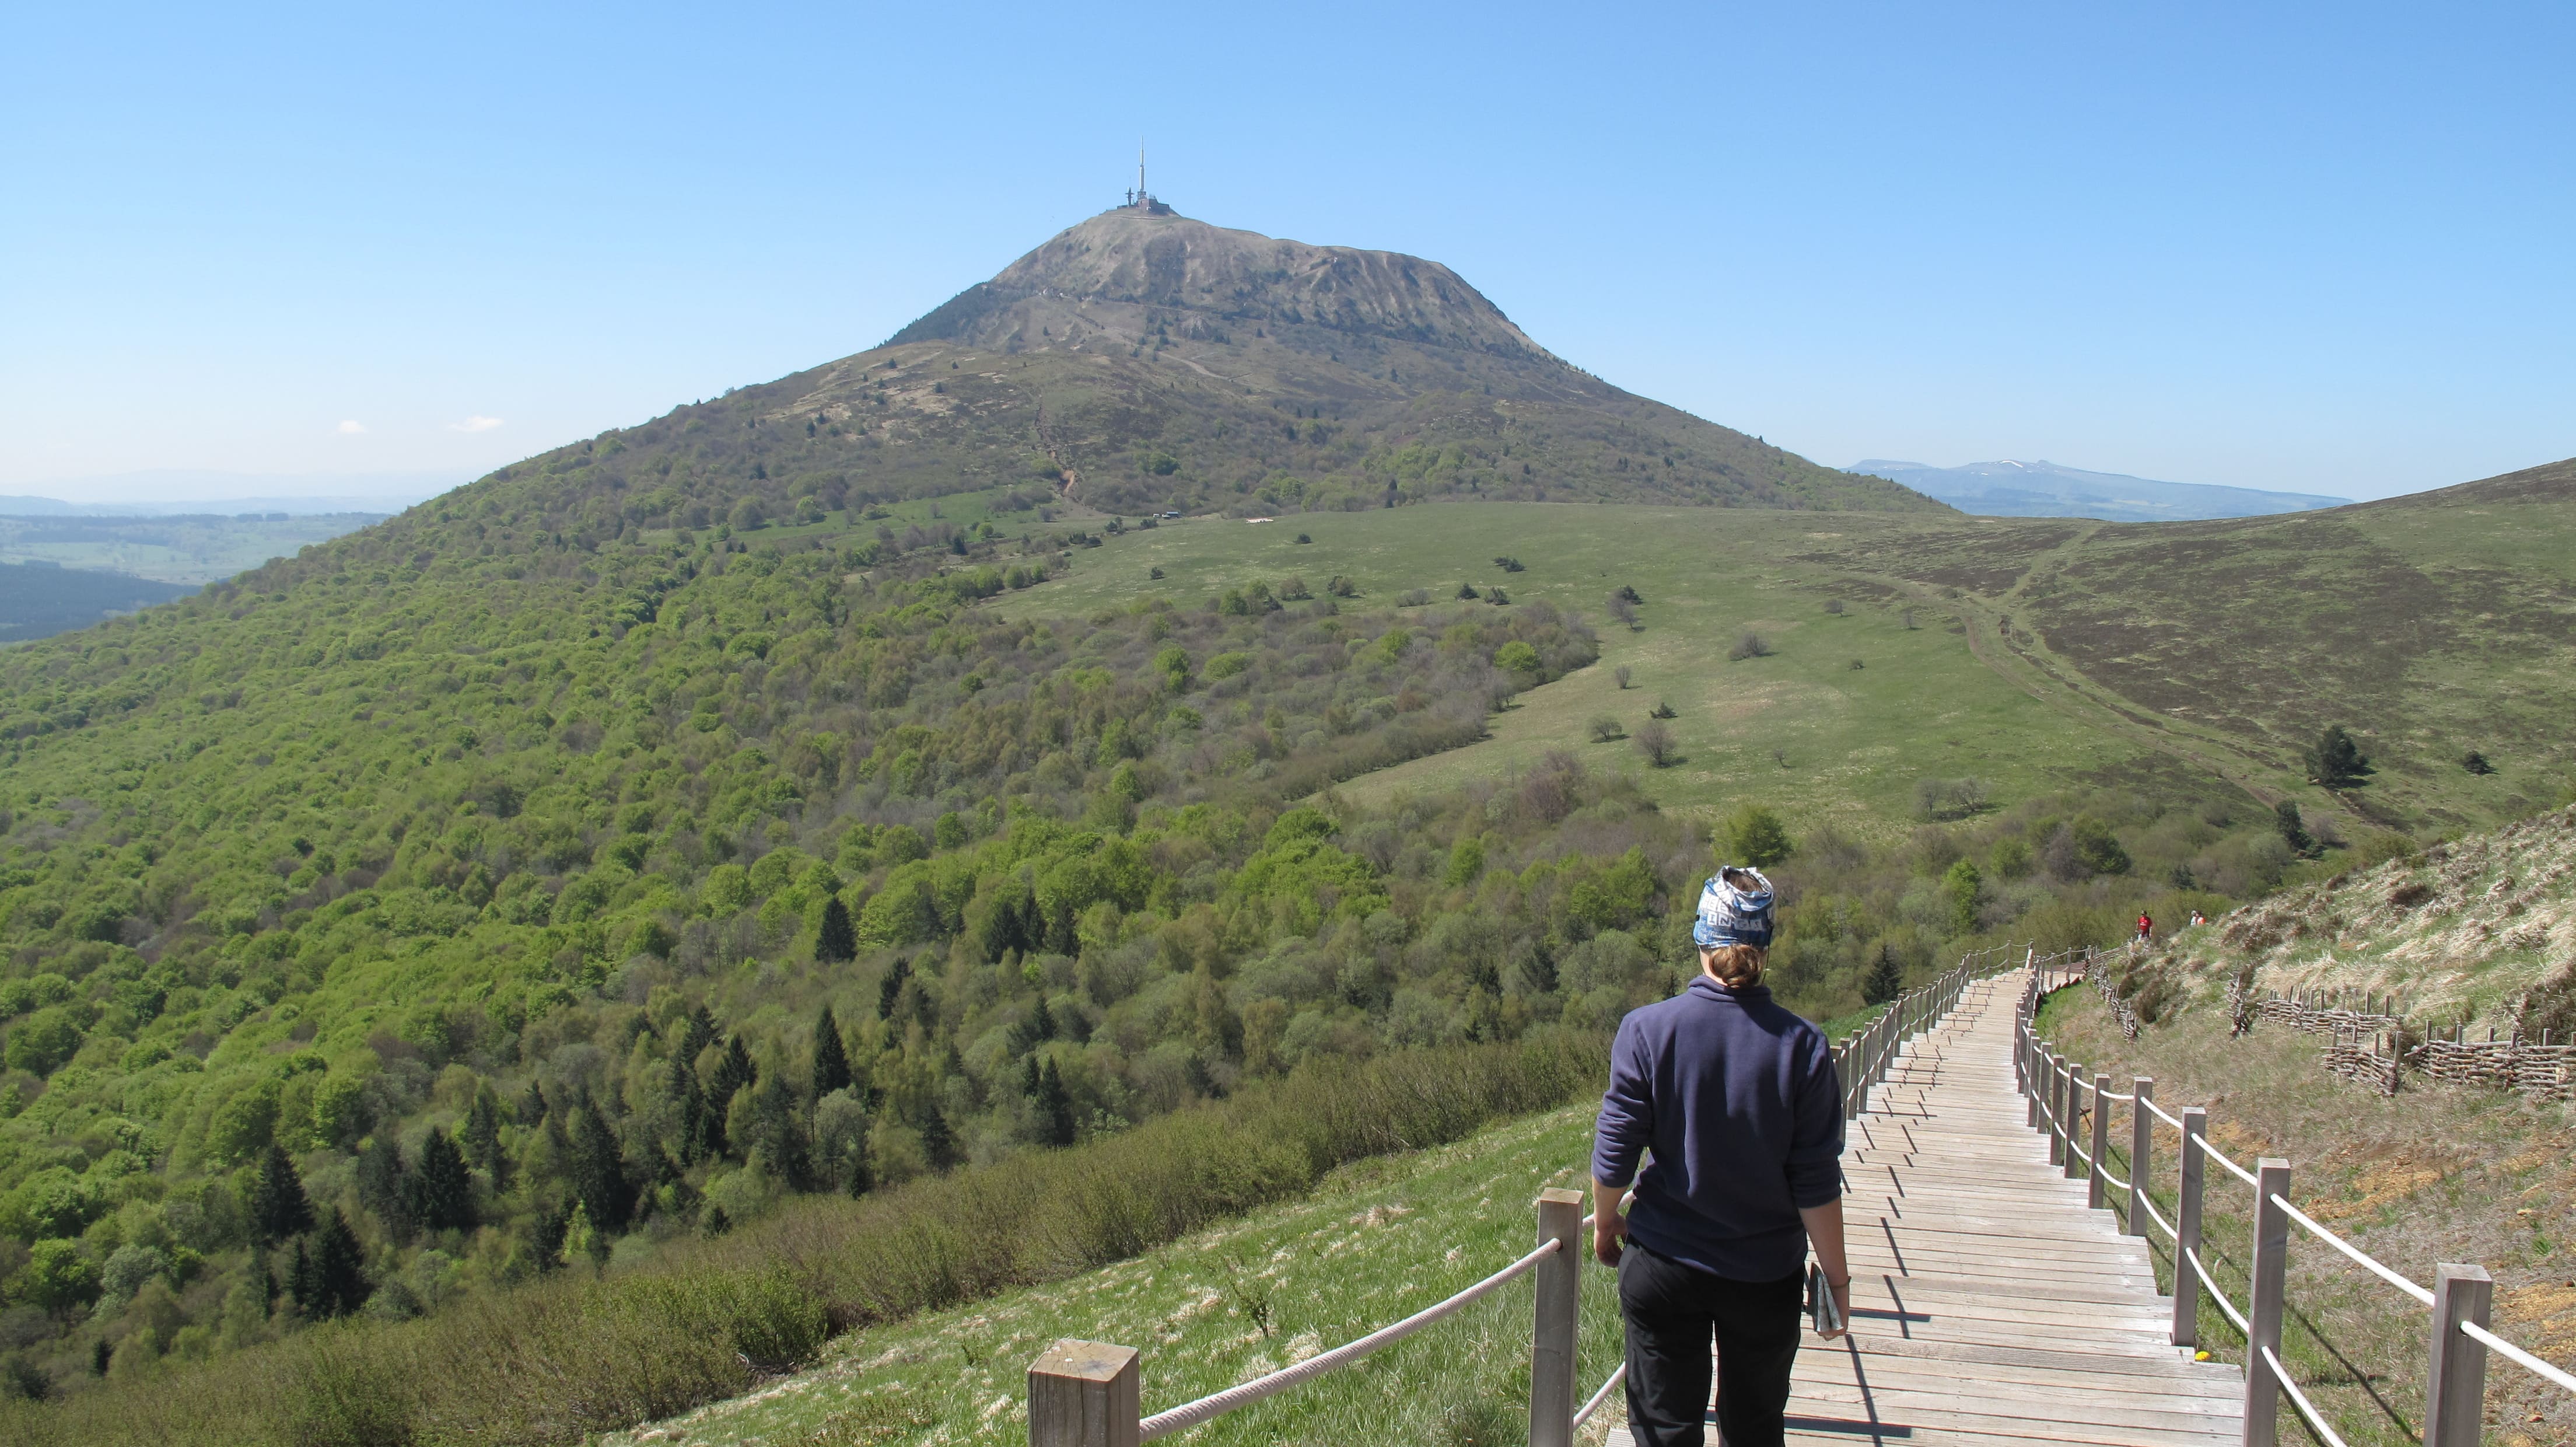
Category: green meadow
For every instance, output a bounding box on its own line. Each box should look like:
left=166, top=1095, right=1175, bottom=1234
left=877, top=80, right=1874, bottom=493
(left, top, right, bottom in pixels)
left=1017, top=503, right=2142, bottom=843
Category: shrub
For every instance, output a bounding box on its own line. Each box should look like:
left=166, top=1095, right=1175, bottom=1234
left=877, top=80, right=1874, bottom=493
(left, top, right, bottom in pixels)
left=1722, top=805, right=1792, bottom=866
left=1612, top=665, right=1632, bottom=689
left=1588, top=715, right=1625, bottom=743
left=1632, top=720, right=1678, bottom=767
left=1728, top=632, right=1772, bottom=660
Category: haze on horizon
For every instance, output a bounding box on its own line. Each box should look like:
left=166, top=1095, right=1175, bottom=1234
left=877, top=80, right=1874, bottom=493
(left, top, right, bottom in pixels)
left=4, top=1, right=2568, bottom=506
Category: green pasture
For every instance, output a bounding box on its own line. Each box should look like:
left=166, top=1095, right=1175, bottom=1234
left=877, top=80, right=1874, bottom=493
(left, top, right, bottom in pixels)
left=1014, top=503, right=2150, bottom=844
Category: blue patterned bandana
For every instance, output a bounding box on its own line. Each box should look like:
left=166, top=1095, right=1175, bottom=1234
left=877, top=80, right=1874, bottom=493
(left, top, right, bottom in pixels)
left=1692, top=866, right=1775, bottom=949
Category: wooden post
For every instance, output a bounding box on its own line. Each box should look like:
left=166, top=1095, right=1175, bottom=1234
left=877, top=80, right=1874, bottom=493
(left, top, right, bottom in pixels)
left=2174, top=1107, right=2207, bottom=1347
left=2242, top=1159, right=2292, bottom=1447
left=2129, top=1078, right=2154, bottom=1239
left=2087, top=1072, right=2110, bottom=1209
left=2046, top=1053, right=2066, bottom=1165
left=2423, top=1264, right=2493, bottom=1447
left=1029, top=1339, right=1141, bottom=1447
left=2064, top=1064, right=2090, bottom=1181
left=2024, top=1032, right=2039, bottom=1127
left=1529, top=1189, right=1582, bottom=1447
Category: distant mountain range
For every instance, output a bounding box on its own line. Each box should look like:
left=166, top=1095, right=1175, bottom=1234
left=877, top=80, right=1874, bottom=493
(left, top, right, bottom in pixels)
left=1844, top=459, right=2348, bottom=522
left=2, top=469, right=460, bottom=518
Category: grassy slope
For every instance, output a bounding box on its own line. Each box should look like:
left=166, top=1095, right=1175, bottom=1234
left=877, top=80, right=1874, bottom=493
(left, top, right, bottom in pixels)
left=605, top=1102, right=1624, bottom=1447
left=2163, top=803, right=2576, bottom=1029
left=1020, top=467, right=2576, bottom=844
left=1019, top=505, right=2139, bottom=844
left=2035, top=976, right=2575, bottom=1447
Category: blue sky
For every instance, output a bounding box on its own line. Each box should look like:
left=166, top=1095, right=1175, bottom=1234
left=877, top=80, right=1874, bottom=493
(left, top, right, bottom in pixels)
left=4, top=2, right=2568, bottom=503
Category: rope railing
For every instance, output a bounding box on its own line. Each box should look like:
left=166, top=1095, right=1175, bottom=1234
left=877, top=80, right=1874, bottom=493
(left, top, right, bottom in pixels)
left=2185, top=1246, right=2252, bottom=1336
left=1572, top=1362, right=1628, bottom=1430
left=1032, top=948, right=2015, bottom=1445
left=2269, top=1193, right=2434, bottom=1307
left=2464, top=1320, right=2576, bottom=1396
left=1136, top=1238, right=1562, bottom=1439
left=2260, top=1345, right=2354, bottom=1447
left=2014, top=956, right=2576, bottom=1447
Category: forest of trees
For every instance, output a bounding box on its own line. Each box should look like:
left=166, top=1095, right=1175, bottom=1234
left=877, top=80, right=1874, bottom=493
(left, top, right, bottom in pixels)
left=0, top=446, right=2370, bottom=1407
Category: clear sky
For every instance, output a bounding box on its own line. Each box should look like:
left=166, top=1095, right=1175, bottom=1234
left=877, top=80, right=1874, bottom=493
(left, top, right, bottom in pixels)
left=5, top=2, right=2569, bottom=503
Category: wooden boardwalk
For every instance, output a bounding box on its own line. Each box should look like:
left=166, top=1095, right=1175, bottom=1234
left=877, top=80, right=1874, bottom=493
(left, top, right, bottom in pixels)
left=1610, top=973, right=2241, bottom=1447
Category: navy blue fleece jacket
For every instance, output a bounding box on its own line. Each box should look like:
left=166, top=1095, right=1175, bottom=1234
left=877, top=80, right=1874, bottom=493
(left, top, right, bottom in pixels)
left=1590, top=977, right=1845, bottom=1281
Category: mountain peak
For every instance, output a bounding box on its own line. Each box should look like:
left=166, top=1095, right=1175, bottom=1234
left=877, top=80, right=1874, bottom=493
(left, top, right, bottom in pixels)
left=892, top=208, right=1544, bottom=359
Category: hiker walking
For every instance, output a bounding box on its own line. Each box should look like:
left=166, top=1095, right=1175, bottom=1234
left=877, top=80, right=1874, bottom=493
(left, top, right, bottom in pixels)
left=1591, top=865, right=1849, bottom=1447
left=2136, top=911, right=2154, bottom=942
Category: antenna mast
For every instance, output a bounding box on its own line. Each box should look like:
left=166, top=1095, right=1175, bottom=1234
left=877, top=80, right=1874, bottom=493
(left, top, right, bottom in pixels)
left=1136, top=142, right=1146, bottom=206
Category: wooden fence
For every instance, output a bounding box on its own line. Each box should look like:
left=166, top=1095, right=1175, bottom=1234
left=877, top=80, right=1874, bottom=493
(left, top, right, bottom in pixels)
left=2219, top=977, right=2576, bottom=1101
left=2024, top=969, right=2576, bottom=1446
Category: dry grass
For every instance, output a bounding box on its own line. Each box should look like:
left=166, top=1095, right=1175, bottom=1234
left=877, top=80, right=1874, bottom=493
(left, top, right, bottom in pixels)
left=2035, top=981, right=2576, bottom=1447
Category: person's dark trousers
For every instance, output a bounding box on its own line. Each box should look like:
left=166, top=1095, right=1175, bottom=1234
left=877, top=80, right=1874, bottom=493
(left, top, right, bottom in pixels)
left=1618, top=1243, right=1804, bottom=1447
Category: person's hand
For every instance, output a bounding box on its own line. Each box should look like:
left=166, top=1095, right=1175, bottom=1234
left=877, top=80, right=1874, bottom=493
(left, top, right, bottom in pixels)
left=1818, top=1277, right=1852, bottom=1340
left=1594, top=1211, right=1628, bottom=1266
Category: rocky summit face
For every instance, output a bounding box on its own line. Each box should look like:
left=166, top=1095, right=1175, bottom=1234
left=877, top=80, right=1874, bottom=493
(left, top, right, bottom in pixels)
left=898, top=208, right=1545, bottom=359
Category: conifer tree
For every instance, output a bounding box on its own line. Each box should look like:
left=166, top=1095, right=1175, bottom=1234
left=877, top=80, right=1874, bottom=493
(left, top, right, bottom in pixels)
left=811, top=1005, right=851, bottom=1100
left=249, top=1144, right=315, bottom=1245
left=568, top=1095, right=635, bottom=1232
left=2307, top=725, right=2373, bottom=788
left=665, top=1049, right=711, bottom=1165
left=711, top=1035, right=755, bottom=1110
left=877, top=956, right=912, bottom=1019
left=309, top=1208, right=371, bottom=1319
left=558, top=1201, right=597, bottom=1271
left=286, top=1238, right=318, bottom=1318
left=1863, top=944, right=1905, bottom=1005
left=411, top=1127, right=476, bottom=1233
left=2274, top=801, right=2316, bottom=856
left=461, top=1086, right=504, bottom=1179
left=679, top=1004, right=718, bottom=1065
left=1038, top=1058, right=1076, bottom=1147
left=529, top=1198, right=572, bottom=1273
left=1029, top=994, right=1054, bottom=1043
left=817, top=895, right=858, bottom=963
left=356, top=1135, right=414, bottom=1243
left=918, top=1103, right=956, bottom=1170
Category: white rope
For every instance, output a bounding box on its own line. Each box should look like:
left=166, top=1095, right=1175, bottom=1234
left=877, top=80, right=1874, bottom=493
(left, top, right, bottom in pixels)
left=2462, top=1320, right=2576, bottom=1397
left=2095, top=1089, right=2135, bottom=1104
left=2135, top=1191, right=2175, bottom=1240
left=2070, top=1141, right=2092, bottom=1166
left=2267, top=1194, right=2434, bottom=1307
left=1138, top=1238, right=1560, bottom=1438
left=2260, top=1345, right=2353, bottom=1447
left=2143, top=1096, right=2186, bottom=1131
left=2203, top=1144, right=2262, bottom=1189
left=2097, top=1162, right=2130, bottom=1190
left=2185, top=1246, right=2251, bottom=1336
left=1572, top=1362, right=1628, bottom=1429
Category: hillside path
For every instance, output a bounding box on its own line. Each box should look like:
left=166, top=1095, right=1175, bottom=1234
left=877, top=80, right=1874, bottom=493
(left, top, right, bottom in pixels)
left=1608, top=972, right=2242, bottom=1447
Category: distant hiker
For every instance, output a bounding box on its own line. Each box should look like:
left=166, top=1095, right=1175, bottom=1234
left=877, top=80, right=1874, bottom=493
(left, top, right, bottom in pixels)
left=2136, top=912, right=2154, bottom=942
left=2189, top=909, right=2207, bottom=928
left=1592, top=865, right=1849, bottom=1447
